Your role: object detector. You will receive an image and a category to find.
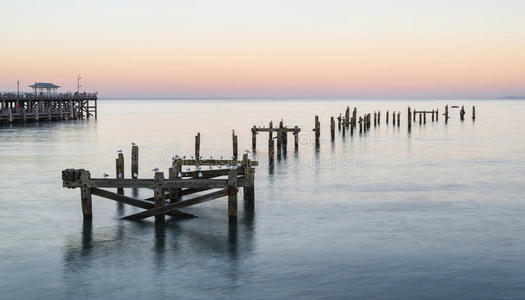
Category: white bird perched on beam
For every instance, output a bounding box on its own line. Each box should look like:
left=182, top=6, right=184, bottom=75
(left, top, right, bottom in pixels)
left=177, top=172, right=182, bottom=178
left=133, top=172, right=138, bottom=178
left=198, top=172, right=203, bottom=178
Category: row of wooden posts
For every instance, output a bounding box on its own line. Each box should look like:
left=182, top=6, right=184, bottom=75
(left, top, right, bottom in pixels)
left=63, top=131, right=257, bottom=222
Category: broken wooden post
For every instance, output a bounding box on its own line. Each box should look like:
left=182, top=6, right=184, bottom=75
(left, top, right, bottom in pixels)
left=195, top=132, right=201, bottom=159
left=392, top=110, right=396, bottom=125
left=445, top=105, right=449, bottom=122
left=169, top=158, right=182, bottom=202
left=116, top=152, right=124, bottom=194
left=277, top=120, right=283, bottom=157
left=294, top=126, right=299, bottom=152
left=374, top=112, right=377, bottom=127
left=330, top=116, right=335, bottom=141
left=413, top=109, right=417, bottom=122
left=432, top=110, right=435, bottom=122
left=436, top=109, right=439, bottom=122
left=269, top=136, right=275, bottom=167
left=345, top=106, right=350, bottom=127
left=252, top=125, right=257, bottom=151
left=80, top=170, right=92, bottom=219
left=424, top=111, right=427, bottom=124
left=228, top=168, right=238, bottom=218
left=359, top=116, right=363, bottom=133
left=232, top=130, right=238, bottom=160
left=408, top=107, right=412, bottom=129
left=153, top=172, right=166, bottom=221
left=472, top=106, right=476, bottom=120
left=378, top=111, right=381, bottom=125
left=337, top=114, right=342, bottom=130
left=131, top=145, right=139, bottom=178
left=386, top=110, right=389, bottom=124
left=397, top=112, right=400, bottom=127
left=419, top=112, right=422, bottom=125
left=242, top=154, right=255, bottom=202
left=342, top=119, right=346, bottom=137
left=282, top=128, right=288, bottom=154
left=314, top=115, right=320, bottom=145
left=460, top=105, right=465, bottom=120
left=352, top=108, right=357, bottom=128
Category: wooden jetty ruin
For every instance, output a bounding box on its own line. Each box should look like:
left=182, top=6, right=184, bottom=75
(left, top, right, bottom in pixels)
left=0, top=92, right=97, bottom=123
left=62, top=134, right=257, bottom=222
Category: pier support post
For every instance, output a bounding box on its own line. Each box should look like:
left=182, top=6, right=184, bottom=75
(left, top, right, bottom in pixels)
left=116, top=153, right=124, bottom=194
left=432, top=110, right=435, bottom=122
left=277, top=121, right=283, bottom=157
left=386, top=110, right=389, bottom=124
left=378, top=111, right=381, bottom=125
left=294, top=126, right=299, bottom=152
left=419, top=112, right=422, bottom=125
left=153, top=172, right=166, bottom=221
left=169, top=158, right=182, bottom=202
left=242, top=154, right=255, bottom=202
left=131, top=145, right=139, bottom=178
left=195, top=132, right=201, bottom=159
left=408, top=107, right=412, bottom=129
left=397, top=112, right=400, bottom=127
left=269, top=137, right=275, bottom=167
left=232, top=130, right=238, bottom=160
left=314, top=115, right=320, bottom=146
left=80, top=170, right=92, bottom=219
left=337, top=114, right=341, bottom=130
left=436, top=109, right=439, bottom=122
left=330, top=116, right=335, bottom=141
left=227, top=169, right=238, bottom=218
left=392, top=111, right=396, bottom=126
left=472, top=106, right=476, bottom=120
left=352, top=108, right=357, bottom=128
left=460, top=105, right=465, bottom=120
left=252, top=126, right=257, bottom=151
left=8, top=108, right=12, bottom=123
left=445, top=105, right=449, bottom=122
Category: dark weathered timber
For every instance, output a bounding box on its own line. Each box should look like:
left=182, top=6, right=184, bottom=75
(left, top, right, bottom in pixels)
left=195, top=132, right=201, bottom=159
left=228, top=170, right=238, bottom=218
left=123, top=189, right=228, bottom=220
left=131, top=145, right=139, bottom=179
left=472, top=106, right=476, bottom=120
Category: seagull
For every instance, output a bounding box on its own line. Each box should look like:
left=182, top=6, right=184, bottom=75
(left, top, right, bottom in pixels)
left=198, top=172, right=203, bottom=178
left=152, top=168, right=159, bottom=172
left=230, top=165, right=235, bottom=170
left=186, top=167, right=191, bottom=171
left=245, top=149, right=250, bottom=153
left=118, top=172, right=123, bottom=178
left=117, top=149, right=122, bottom=153
left=198, top=155, right=203, bottom=160
left=131, top=142, right=136, bottom=146
left=220, top=156, right=223, bottom=159
left=218, top=164, right=222, bottom=168
left=183, top=155, right=187, bottom=159
left=191, top=156, right=194, bottom=159
left=103, top=173, right=109, bottom=178
left=133, top=172, right=138, bottom=178
left=177, top=172, right=182, bottom=178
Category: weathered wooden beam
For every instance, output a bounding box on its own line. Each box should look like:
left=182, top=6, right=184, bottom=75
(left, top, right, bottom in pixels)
left=91, top=188, right=154, bottom=209
left=64, top=178, right=229, bottom=189
left=179, top=159, right=258, bottom=166
left=123, top=189, right=228, bottom=220
left=253, top=127, right=299, bottom=132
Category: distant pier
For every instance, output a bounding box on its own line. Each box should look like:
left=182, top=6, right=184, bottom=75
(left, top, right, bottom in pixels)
left=0, top=92, right=97, bottom=123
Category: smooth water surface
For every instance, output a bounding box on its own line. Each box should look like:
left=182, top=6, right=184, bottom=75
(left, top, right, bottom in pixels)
left=1, top=99, right=524, bottom=299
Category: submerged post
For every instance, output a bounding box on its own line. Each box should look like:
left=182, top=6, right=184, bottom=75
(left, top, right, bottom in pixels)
left=131, top=145, right=139, bottom=178
left=386, top=110, right=389, bottom=124
left=378, top=111, right=381, bottom=125
left=472, top=106, right=476, bottom=120
left=314, top=115, right=320, bottom=145
left=408, top=107, right=412, bottom=129
left=294, top=126, right=299, bottom=152
left=397, top=112, right=400, bottom=127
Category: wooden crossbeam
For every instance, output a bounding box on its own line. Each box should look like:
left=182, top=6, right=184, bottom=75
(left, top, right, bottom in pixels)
left=179, top=159, right=258, bottom=166
left=64, top=178, right=229, bottom=189
left=123, top=189, right=228, bottom=220
left=254, top=127, right=300, bottom=132
left=91, top=188, right=195, bottom=218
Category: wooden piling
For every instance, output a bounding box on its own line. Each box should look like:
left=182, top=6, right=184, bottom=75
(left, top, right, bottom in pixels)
left=472, top=106, right=476, bottom=120
left=232, top=130, right=238, bottom=160
left=374, top=112, right=377, bottom=127
left=436, top=109, right=439, bottom=122
left=352, top=108, right=357, bottom=128
left=392, top=111, right=396, bottom=125
left=423, top=111, right=426, bottom=124
left=386, top=110, right=389, bottom=124
left=153, top=172, right=166, bottom=221
left=337, top=114, right=342, bottom=130
left=195, top=132, right=201, bottom=159
left=460, top=105, right=465, bottom=120
left=228, top=169, right=238, bottom=218
left=359, top=116, right=363, bottom=133
left=294, top=126, right=299, bottom=152
left=397, top=112, right=400, bottom=127
left=116, top=153, right=124, bottom=194
left=252, top=125, right=257, bottom=151
left=330, top=116, right=335, bottom=140
left=378, top=111, right=381, bottom=125
left=80, top=170, right=92, bottom=219
left=314, top=115, right=320, bottom=145
left=169, top=158, right=182, bottom=202
left=432, top=110, right=435, bottom=122
left=269, top=137, right=275, bottom=167
left=242, top=154, right=255, bottom=202
left=445, top=105, right=449, bottom=121
left=345, top=106, right=350, bottom=127
left=419, top=112, right=422, bottom=125
left=408, top=107, right=412, bottom=128
left=131, top=145, right=139, bottom=178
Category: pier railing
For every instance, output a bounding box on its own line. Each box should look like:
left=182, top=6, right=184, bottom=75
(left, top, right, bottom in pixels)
left=0, top=92, right=97, bottom=100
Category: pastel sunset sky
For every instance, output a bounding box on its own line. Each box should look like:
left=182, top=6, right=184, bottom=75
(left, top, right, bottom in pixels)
left=1, top=0, right=524, bottom=98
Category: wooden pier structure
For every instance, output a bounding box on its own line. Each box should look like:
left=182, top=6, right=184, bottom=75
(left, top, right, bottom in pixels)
left=0, top=92, right=97, bottom=123
left=62, top=134, right=258, bottom=222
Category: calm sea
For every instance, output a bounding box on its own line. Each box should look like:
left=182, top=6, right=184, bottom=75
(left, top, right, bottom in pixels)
left=1, top=99, right=524, bottom=299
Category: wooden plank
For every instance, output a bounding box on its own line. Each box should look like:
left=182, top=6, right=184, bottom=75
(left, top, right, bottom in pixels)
left=123, top=189, right=228, bottom=220
left=91, top=188, right=154, bottom=209
left=179, top=159, right=258, bottom=166
left=64, top=178, right=229, bottom=189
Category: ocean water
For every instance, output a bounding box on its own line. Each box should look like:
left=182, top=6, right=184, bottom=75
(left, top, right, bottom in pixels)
left=1, top=99, right=524, bottom=299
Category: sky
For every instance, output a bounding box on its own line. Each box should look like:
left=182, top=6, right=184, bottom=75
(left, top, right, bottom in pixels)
left=1, top=0, right=524, bottom=99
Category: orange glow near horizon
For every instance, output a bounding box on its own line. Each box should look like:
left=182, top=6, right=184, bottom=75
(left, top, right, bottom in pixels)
left=1, top=1, right=524, bottom=98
